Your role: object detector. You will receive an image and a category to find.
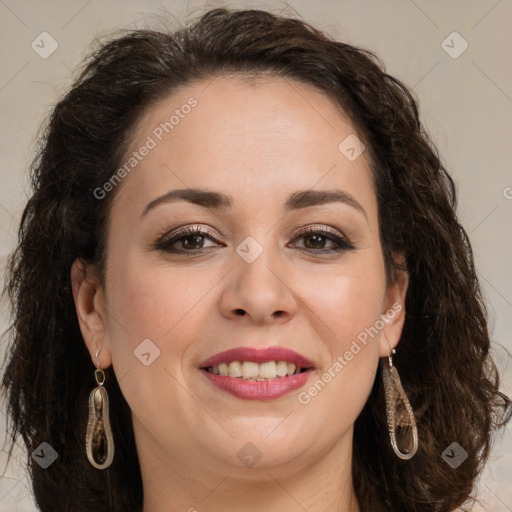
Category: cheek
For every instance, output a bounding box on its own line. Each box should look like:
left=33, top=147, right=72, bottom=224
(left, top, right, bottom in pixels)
left=105, top=256, right=216, bottom=352
left=293, top=254, right=385, bottom=412
left=102, top=258, right=217, bottom=438
left=295, top=252, right=386, bottom=350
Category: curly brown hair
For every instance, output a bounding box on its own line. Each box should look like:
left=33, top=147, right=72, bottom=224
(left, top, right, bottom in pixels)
left=2, top=7, right=510, bottom=512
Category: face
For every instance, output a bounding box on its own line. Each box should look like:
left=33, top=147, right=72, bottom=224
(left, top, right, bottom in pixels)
left=73, top=75, right=407, bottom=483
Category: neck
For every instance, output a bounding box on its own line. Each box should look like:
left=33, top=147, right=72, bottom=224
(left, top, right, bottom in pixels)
left=137, top=425, right=361, bottom=512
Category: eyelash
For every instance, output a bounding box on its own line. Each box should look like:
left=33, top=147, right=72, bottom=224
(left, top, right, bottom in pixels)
left=153, top=224, right=355, bottom=255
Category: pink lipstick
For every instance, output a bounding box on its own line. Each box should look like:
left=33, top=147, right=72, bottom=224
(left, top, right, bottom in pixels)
left=198, top=346, right=315, bottom=401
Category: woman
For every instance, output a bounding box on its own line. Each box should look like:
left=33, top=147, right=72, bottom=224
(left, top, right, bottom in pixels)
left=2, top=7, right=510, bottom=512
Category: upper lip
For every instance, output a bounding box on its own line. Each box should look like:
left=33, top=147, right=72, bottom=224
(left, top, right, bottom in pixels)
left=199, top=346, right=315, bottom=369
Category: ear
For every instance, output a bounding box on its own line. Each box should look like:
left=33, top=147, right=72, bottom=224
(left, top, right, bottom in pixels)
left=378, top=252, right=409, bottom=358
left=71, top=258, right=112, bottom=369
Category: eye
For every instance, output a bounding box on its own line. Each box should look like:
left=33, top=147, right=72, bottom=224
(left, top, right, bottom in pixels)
left=290, top=225, right=355, bottom=253
left=154, top=225, right=222, bottom=254
left=153, top=224, right=355, bottom=255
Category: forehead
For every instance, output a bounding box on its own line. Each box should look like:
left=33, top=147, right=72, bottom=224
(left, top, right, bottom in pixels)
left=111, top=74, right=376, bottom=219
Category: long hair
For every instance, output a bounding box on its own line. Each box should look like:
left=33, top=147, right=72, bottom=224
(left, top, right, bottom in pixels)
left=2, top=8, right=510, bottom=511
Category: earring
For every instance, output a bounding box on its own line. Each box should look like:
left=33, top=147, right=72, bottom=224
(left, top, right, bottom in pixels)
left=381, top=336, right=418, bottom=460
left=86, top=350, right=114, bottom=469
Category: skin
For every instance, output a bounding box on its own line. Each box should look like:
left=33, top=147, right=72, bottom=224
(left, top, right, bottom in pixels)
left=72, top=75, right=408, bottom=512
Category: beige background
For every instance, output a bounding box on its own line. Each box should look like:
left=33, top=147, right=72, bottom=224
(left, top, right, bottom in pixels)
left=0, top=0, right=511, bottom=510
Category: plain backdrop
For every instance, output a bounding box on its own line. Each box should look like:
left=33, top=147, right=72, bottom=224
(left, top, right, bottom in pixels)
left=0, top=1, right=511, bottom=510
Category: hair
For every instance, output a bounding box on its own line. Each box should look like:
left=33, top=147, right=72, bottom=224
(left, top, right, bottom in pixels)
left=1, top=7, right=510, bottom=512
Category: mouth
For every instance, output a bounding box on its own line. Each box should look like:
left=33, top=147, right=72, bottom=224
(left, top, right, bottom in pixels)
left=198, top=346, right=316, bottom=400
left=203, top=360, right=310, bottom=380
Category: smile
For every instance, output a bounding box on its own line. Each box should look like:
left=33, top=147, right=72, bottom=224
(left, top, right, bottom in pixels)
left=199, top=346, right=316, bottom=400
left=204, top=360, right=306, bottom=380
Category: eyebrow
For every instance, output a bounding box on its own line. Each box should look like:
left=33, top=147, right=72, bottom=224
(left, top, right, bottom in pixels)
left=141, top=187, right=367, bottom=220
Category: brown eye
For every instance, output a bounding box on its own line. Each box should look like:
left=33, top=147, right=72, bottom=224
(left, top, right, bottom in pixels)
left=292, top=227, right=355, bottom=253
left=155, top=226, right=221, bottom=253
left=154, top=225, right=355, bottom=255
left=302, top=233, right=332, bottom=250
left=181, top=233, right=207, bottom=250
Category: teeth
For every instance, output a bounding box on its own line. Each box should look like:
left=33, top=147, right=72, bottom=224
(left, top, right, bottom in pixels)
left=218, top=363, right=229, bottom=376
left=241, top=361, right=259, bottom=379
left=229, top=361, right=242, bottom=378
left=259, top=361, right=277, bottom=379
left=206, top=360, right=304, bottom=380
left=276, top=361, right=288, bottom=377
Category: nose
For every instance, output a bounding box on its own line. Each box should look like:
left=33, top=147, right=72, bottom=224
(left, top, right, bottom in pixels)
left=219, top=238, right=298, bottom=325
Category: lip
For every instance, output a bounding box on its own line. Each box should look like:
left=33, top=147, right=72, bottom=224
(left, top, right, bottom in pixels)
left=198, top=346, right=315, bottom=369
left=200, top=369, right=315, bottom=401
left=198, top=346, right=316, bottom=401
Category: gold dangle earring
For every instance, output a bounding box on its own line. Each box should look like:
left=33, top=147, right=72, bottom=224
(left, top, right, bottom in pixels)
left=86, top=349, right=115, bottom=469
left=381, top=335, right=418, bottom=460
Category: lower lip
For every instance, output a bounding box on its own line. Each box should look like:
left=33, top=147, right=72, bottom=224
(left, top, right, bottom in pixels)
left=200, top=369, right=314, bottom=400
